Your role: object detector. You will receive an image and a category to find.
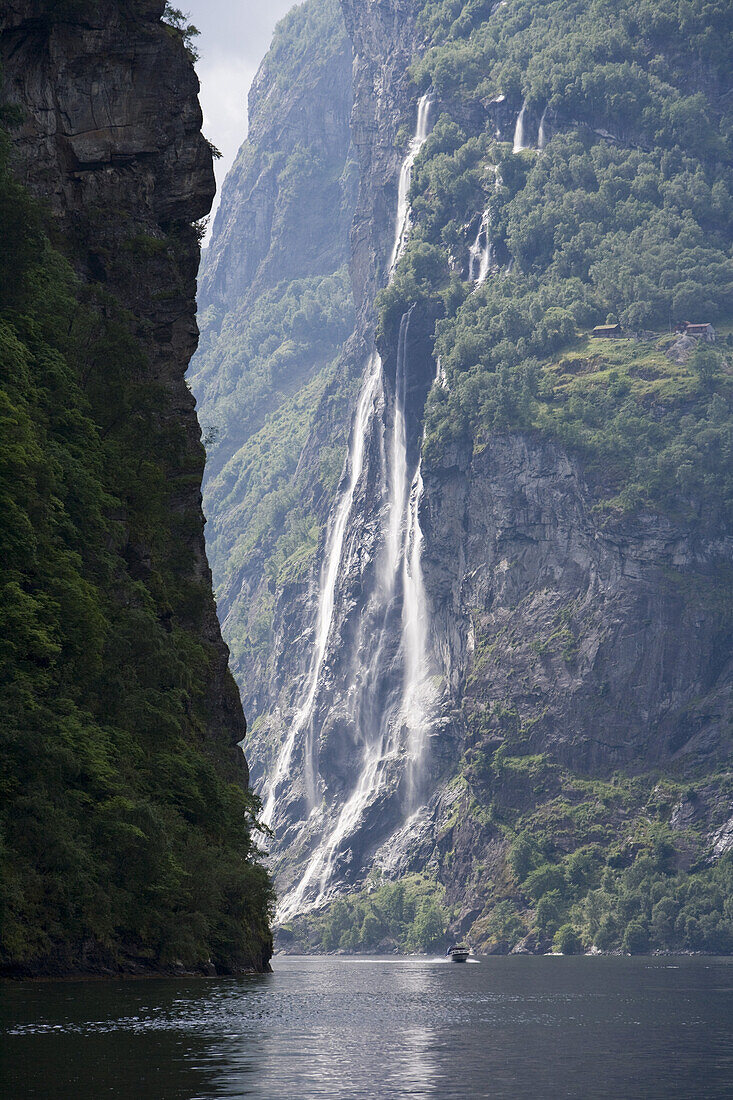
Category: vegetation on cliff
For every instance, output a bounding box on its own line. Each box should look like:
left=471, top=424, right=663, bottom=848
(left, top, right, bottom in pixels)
left=0, top=116, right=272, bottom=975
left=279, top=874, right=448, bottom=955
left=377, top=0, right=733, bottom=522
left=362, top=0, right=733, bottom=952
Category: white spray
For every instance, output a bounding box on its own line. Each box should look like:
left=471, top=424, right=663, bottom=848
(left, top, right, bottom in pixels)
left=402, top=447, right=434, bottom=812
left=513, top=97, right=530, bottom=153
left=468, top=210, right=492, bottom=286
left=277, top=95, right=437, bottom=918
left=538, top=105, right=549, bottom=150
left=390, top=95, right=434, bottom=274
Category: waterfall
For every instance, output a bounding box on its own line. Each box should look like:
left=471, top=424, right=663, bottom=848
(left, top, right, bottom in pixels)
left=389, top=94, right=433, bottom=274
left=538, top=106, right=549, bottom=150
left=513, top=98, right=530, bottom=153
left=468, top=167, right=499, bottom=287
left=262, top=353, right=381, bottom=827
left=384, top=311, right=413, bottom=579
left=275, top=96, right=438, bottom=919
left=402, top=455, right=434, bottom=811
left=437, top=356, right=449, bottom=391
left=468, top=210, right=491, bottom=286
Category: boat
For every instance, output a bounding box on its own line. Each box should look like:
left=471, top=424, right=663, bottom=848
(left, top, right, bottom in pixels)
left=446, top=945, right=470, bottom=963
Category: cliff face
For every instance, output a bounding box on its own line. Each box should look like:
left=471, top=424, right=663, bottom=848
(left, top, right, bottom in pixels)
left=0, top=0, right=272, bottom=974
left=189, top=0, right=358, bottom=735
left=188, top=0, right=731, bottom=954
left=340, top=0, right=425, bottom=326
left=1, top=0, right=238, bottom=745
left=201, top=0, right=355, bottom=312
left=402, top=434, right=733, bottom=933
left=425, top=435, right=732, bottom=773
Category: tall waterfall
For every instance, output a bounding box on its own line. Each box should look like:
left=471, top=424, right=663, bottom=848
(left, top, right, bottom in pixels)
left=275, top=95, right=437, bottom=920
left=390, top=94, right=433, bottom=273
left=402, top=448, right=434, bottom=812
left=261, top=354, right=381, bottom=827
left=513, top=98, right=530, bottom=153
left=468, top=210, right=491, bottom=286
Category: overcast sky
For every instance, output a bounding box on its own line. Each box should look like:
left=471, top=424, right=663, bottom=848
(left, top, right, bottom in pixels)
left=186, top=0, right=298, bottom=229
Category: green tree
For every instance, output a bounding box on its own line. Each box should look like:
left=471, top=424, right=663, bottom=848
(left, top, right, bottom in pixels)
left=555, top=924, right=583, bottom=955
left=409, top=900, right=446, bottom=953
left=623, top=920, right=650, bottom=955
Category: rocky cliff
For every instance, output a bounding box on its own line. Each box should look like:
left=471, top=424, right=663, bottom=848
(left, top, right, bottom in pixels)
left=0, top=0, right=272, bottom=975
left=190, top=0, right=357, bottom=726
left=196, top=0, right=732, bottom=955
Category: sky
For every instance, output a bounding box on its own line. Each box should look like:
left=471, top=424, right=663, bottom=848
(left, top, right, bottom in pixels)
left=185, top=0, right=297, bottom=231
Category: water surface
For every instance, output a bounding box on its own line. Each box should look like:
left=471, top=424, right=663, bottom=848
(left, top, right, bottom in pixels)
left=2, top=955, right=731, bottom=1098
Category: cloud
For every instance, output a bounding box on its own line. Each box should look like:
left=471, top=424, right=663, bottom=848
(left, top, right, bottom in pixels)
left=198, top=55, right=254, bottom=186
left=185, top=0, right=297, bottom=237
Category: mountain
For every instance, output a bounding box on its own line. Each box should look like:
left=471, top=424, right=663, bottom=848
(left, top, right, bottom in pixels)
left=195, top=0, right=732, bottom=956
left=191, top=0, right=357, bottom=727
left=0, top=0, right=272, bottom=976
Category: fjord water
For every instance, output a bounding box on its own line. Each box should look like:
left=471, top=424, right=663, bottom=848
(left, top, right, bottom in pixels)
left=3, top=957, right=732, bottom=1099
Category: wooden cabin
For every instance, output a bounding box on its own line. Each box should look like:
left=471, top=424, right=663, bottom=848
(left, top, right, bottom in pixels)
left=592, top=323, right=622, bottom=338
left=683, top=323, right=716, bottom=342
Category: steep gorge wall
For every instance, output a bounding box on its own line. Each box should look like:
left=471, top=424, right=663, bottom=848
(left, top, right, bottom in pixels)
left=190, top=0, right=357, bottom=726
left=0, top=0, right=271, bottom=974
left=0, top=0, right=234, bottom=739
left=185, top=0, right=731, bottom=953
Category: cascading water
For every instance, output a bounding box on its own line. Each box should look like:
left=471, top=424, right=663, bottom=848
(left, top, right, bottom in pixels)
left=275, top=95, right=438, bottom=920
left=538, top=105, right=549, bottom=150
left=513, top=98, right=530, bottom=153
left=468, top=168, right=499, bottom=288
left=390, top=94, right=433, bottom=273
left=262, top=353, right=381, bottom=828
left=468, top=210, right=491, bottom=286
left=402, top=451, right=434, bottom=812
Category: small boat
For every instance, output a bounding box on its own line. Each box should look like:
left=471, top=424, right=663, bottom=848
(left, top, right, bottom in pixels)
left=446, top=945, right=470, bottom=963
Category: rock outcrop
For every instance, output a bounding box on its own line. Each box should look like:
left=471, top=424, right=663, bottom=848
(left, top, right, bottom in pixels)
left=0, top=0, right=240, bottom=753
left=0, top=0, right=273, bottom=974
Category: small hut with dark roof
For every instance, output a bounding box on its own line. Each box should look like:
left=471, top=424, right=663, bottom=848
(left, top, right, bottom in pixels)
left=592, top=323, right=622, bottom=338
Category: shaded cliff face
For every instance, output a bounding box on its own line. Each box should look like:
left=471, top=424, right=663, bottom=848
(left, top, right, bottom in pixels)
left=189, top=0, right=358, bottom=736
left=1, top=0, right=226, bottom=701
left=0, top=0, right=272, bottom=974
left=425, top=435, right=732, bottom=773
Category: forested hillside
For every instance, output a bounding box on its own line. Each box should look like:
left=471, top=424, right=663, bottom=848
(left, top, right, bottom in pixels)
left=0, top=1, right=272, bottom=976
left=385, top=0, right=733, bottom=524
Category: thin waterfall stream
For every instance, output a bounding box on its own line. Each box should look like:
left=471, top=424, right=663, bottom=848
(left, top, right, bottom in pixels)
left=274, top=95, right=437, bottom=920
left=513, top=97, right=530, bottom=152
left=468, top=210, right=491, bottom=286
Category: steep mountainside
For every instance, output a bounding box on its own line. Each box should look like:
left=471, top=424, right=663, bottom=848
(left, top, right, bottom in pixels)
left=0, top=0, right=271, bottom=975
left=200, top=0, right=732, bottom=956
left=190, top=0, right=357, bottom=723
